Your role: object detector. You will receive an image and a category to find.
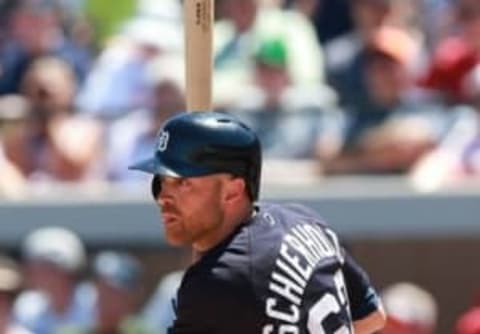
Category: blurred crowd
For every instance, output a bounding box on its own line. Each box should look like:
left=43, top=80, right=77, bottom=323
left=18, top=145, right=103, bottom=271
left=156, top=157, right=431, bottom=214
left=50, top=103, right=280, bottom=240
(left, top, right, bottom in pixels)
left=1, top=2, right=479, bottom=333
left=1, top=225, right=479, bottom=334
left=1, top=226, right=170, bottom=334
left=1, top=0, right=480, bottom=197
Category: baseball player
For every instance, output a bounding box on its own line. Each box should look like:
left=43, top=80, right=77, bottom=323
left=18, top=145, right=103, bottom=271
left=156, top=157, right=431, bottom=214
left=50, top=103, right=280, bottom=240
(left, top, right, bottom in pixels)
left=130, top=111, right=386, bottom=333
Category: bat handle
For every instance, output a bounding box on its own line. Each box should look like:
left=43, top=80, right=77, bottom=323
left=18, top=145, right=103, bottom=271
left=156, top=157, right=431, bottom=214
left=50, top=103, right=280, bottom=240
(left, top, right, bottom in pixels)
left=184, top=0, right=214, bottom=112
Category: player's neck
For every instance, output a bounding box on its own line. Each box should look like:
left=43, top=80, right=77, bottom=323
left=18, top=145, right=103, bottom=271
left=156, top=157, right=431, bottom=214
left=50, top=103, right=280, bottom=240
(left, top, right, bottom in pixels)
left=192, top=202, right=254, bottom=256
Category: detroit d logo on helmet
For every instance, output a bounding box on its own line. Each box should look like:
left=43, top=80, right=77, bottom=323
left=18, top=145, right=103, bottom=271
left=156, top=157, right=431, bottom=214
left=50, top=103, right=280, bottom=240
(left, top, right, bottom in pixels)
left=156, top=130, right=170, bottom=152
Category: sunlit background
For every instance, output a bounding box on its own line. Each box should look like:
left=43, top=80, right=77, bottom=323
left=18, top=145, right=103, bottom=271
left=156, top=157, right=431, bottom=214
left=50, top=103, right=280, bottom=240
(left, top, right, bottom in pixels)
left=0, top=0, right=479, bottom=333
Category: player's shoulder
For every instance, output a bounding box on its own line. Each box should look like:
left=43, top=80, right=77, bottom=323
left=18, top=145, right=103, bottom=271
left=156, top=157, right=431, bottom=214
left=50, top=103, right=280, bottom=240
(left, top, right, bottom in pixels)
left=256, top=202, right=329, bottom=229
left=244, top=202, right=336, bottom=262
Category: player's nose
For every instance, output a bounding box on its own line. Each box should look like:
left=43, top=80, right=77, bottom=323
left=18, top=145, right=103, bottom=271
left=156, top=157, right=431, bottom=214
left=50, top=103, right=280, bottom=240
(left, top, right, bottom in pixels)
left=157, top=185, right=175, bottom=207
left=157, top=196, right=170, bottom=208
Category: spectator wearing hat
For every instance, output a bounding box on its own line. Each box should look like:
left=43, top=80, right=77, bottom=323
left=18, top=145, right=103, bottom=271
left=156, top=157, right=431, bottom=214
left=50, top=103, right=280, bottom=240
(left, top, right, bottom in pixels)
left=380, top=282, right=438, bottom=334
left=228, top=37, right=341, bottom=160
left=323, top=26, right=453, bottom=174
left=407, top=0, right=480, bottom=190
left=403, top=0, right=480, bottom=190
left=74, top=251, right=151, bottom=334
left=13, top=227, right=96, bottom=334
left=213, top=0, right=330, bottom=108
left=0, top=255, right=32, bottom=334
left=418, top=0, right=480, bottom=104
left=325, top=0, right=424, bottom=119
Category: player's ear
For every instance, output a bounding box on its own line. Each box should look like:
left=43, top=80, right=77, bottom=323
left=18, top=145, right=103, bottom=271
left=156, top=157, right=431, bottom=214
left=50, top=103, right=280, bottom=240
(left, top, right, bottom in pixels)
left=222, top=176, right=246, bottom=204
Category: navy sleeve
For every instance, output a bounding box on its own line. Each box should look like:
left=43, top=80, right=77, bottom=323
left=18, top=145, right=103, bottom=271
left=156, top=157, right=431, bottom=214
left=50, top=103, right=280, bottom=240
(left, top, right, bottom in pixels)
left=342, top=252, right=381, bottom=320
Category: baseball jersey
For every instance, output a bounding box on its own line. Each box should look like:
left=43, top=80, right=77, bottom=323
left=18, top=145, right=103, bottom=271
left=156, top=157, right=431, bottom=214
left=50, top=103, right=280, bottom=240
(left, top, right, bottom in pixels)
left=168, top=203, right=381, bottom=334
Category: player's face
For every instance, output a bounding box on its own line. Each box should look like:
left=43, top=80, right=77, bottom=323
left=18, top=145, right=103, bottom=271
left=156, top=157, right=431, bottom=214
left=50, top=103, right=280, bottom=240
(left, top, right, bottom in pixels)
left=154, top=174, right=230, bottom=250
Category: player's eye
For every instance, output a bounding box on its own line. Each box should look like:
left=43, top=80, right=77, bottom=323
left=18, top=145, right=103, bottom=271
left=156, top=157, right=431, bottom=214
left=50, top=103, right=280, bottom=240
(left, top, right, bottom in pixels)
left=178, top=178, right=191, bottom=189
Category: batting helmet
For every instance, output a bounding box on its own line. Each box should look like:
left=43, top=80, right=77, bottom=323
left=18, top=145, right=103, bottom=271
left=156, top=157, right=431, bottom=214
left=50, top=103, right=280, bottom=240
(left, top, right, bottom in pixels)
left=130, top=112, right=262, bottom=201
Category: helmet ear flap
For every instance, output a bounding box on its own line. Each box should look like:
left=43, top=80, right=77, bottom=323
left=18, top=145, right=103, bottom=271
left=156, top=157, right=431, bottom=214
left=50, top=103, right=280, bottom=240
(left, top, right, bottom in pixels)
left=151, top=175, right=162, bottom=199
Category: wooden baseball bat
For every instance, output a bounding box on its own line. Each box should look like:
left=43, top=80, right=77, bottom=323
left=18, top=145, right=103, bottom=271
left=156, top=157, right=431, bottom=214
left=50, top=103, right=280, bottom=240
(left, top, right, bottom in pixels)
left=184, top=0, right=214, bottom=112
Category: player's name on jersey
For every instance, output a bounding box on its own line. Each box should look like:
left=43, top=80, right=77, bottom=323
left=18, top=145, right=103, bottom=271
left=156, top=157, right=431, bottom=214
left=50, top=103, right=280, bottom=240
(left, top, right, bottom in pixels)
left=263, top=222, right=343, bottom=334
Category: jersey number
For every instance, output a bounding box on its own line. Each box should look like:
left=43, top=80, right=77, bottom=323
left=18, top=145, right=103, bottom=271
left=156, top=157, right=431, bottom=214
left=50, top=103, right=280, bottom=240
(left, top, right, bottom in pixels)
left=307, top=270, right=352, bottom=334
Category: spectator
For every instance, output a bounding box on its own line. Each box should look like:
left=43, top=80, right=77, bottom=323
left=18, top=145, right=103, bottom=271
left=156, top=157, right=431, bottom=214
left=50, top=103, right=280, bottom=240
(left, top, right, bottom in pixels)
left=106, top=54, right=185, bottom=181
left=0, top=255, right=32, bottom=334
left=213, top=0, right=327, bottom=107
left=380, top=282, right=438, bottom=334
left=84, top=251, right=151, bottom=334
left=229, top=37, right=340, bottom=159
left=410, top=52, right=480, bottom=191
left=323, top=27, right=449, bottom=174
left=13, top=227, right=96, bottom=334
left=0, top=0, right=92, bottom=94
left=3, top=57, right=104, bottom=181
left=76, top=0, right=183, bottom=118
left=418, top=0, right=480, bottom=104
left=325, top=0, right=423, bottom=114
left=141, top=270, right=184, bottom=334
left=456, top=295, right=480, bottom=334
left=250, top=38, right=293, bottom=110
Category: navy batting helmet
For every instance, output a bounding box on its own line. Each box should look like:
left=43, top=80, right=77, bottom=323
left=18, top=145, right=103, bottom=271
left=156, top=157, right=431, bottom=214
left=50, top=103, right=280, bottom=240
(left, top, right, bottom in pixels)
left=130, top=112, right=262, bottom=201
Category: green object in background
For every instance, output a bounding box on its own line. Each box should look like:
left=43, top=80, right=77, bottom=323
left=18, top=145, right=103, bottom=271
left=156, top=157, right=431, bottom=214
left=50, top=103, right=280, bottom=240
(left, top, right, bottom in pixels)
left=85, top=0, right=136, bottom=46
left=255, top=38, right=288, bottom=68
